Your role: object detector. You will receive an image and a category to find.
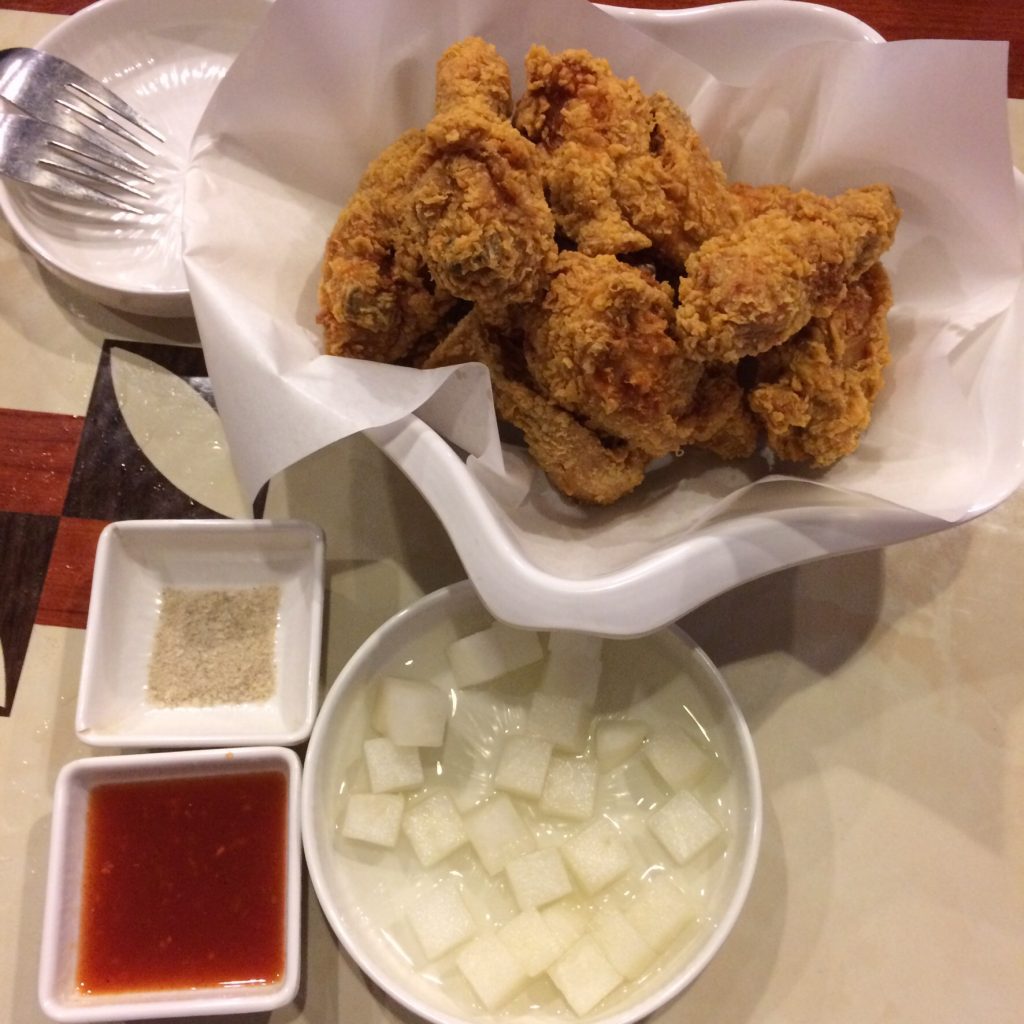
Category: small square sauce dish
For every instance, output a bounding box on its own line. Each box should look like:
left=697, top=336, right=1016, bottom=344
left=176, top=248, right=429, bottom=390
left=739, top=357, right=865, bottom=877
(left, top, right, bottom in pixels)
left=38, top=746, right=302, bottom=1022
left=75, top=519, right=324, bottom=748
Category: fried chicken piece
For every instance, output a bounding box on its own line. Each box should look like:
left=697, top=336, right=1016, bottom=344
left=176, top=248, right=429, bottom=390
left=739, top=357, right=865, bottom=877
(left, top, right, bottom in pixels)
left=318, top=130, right=452, bottom=361
left=318, top=37, right=555, bottom=360
left=748, top=262, right=893, bottom=466
left=524, top=252, right=701, bottom=457
left=412, top=39, right=557, bottom=321
left=513, top=46, right=652, bottom=255
left=434, top=35, right=513, bottom=117
left=675, top=184, right=900, bottom=363
left=513, top=47, right=739, bottom=268
left=678, top=364, right=760, bottom=460
left=638, top=93, right=742, bottom=266
left=424, top=311, right=649, bottom=505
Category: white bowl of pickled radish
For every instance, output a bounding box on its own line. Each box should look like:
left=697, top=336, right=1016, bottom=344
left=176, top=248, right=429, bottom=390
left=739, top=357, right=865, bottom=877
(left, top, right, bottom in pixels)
left=302, top=581, right=761, bottom=1024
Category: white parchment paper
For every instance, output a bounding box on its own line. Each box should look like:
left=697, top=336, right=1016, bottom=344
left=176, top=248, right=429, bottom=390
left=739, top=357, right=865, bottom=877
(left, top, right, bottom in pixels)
left=184, top=0, right=1024, bottom=535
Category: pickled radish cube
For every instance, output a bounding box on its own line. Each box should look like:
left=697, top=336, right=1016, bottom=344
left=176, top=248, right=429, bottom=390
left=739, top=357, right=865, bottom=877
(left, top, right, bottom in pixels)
left=624, top=873, right=696, bottom=950
left=494, top=735, right=553, bottom=800
left=505, top=847, right=572, bottom=911
left=407, top=878, right=476, bottom=961
left=341, top=793, right=405, bottom=847
left=402, top=791, right=468, bottom=867
left=594, top=719, right=646, bottom=771
left=527, top=693, right=590, bottom=754
left=447, top=623, right=543, bottom=687
left=561, top=819, right=631, bottom=894
left=363, top=737, right=424, bottom=793
left=464, top=794, right=536, bottom=874
left=540, top=633, right=603, bottom=706
left=372, top=676, right=450, bottom=748
left=547, top=936, right=623, bottom=1016
left=591, top=906, right=656, bottom=980
left=456, top=933, right=528, bottom=1010
left=539, top=756, right=598, bottom=820
left=541, top=902, right=588, bottom=949
left=648, top=790, right=722, bottom=864
left=642, top=733, right=711, bottom=791
left=500, top=908, right=567, bottom=976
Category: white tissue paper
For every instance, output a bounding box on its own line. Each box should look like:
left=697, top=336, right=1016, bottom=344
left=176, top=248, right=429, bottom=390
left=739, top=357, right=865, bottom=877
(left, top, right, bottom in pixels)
left=183, top=0, right=1024, bottom=635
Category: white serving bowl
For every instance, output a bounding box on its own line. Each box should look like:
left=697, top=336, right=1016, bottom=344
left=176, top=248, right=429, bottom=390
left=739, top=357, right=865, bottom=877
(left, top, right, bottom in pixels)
left=75, top=519, right=324, bottom=748
left=38, top=746, right=302, bottom=1022
left=302, top=580, right=762, bottom=1024
left=0, top=0, right=270, bottom=316
left=184, top=0, right=1024, bottom=636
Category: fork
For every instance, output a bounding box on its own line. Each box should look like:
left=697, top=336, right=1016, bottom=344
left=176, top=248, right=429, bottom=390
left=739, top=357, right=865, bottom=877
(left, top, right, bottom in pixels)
left=0, top=47, right=166, bottom=213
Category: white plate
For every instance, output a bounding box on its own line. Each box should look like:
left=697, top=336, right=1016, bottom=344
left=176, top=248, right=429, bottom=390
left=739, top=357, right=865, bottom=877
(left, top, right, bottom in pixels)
left=75, top=519, right=324, bottom=748
left=0, top=0, right=270, bottom=316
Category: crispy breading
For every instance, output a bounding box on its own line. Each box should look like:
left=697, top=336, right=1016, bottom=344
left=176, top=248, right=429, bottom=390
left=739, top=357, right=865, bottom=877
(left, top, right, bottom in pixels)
left=318, top=37, right=555, bottom=361
left=675, top=184, right=900, bottom=363
left=679, top=365, right=760, bottom=460
left=748, top=263, right=894, bottom=466
left=319, top=38, right=902, bottom=502
left=513, top=48, right=739, bottom=268
left=425, top=312, right=649, bottom=505
left=318, top=130, right=450, bottom=361
left=524, top=252, right=702, bottom=458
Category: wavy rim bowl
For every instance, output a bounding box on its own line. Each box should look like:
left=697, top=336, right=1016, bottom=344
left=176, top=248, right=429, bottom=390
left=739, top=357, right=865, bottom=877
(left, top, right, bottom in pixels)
left=301, top=579, right=763, bottom=1024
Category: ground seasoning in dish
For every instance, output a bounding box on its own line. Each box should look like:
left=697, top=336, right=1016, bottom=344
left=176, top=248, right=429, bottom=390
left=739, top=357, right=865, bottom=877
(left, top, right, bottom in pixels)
left=75, top=770, right=287, bottom=995
left=147, top=585, right=280, bottom=706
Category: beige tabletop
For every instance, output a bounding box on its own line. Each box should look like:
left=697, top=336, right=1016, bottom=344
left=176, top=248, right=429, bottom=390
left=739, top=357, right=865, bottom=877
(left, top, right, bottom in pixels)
left=2, top=6, right=1023, bottom=1024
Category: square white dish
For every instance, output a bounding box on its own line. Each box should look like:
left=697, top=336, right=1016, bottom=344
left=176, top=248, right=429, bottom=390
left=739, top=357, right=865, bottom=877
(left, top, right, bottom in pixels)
left=75, top=519, right=324, bottom=748
left=38, top=746, right=302, bottom=1022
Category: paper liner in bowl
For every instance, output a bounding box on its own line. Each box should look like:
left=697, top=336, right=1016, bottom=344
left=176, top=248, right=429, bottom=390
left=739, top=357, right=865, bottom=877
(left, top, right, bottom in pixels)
left=183, top=0, right=1024, bottom=634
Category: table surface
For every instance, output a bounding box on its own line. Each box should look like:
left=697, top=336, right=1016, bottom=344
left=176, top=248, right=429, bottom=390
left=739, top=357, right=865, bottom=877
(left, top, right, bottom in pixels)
left=1, top=2, right=1022, bottom=1024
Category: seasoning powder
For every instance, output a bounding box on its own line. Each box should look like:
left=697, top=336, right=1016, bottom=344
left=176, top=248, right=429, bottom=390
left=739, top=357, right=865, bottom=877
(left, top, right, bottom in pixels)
left=147, top=585, right=280, bottom=706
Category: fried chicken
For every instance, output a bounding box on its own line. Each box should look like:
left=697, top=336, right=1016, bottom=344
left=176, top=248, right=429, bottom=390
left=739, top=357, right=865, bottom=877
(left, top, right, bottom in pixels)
left=424, top=311, right=649, bottom=505
left=678, top=364, right=760, bottom=460
left=318, top=129, right=452, bottom=361
left=318, top=37, right=903, bottom=504
left=524, top=252, right=701, bottom=458
left=513, top=47, right=740, bottom=269
left=676, top=184, right=900, bottom=363
left=412, top=39, right=557, bottom=321
left=748, top=263, right=894, bottom=467
left=318, top=37, right=555, bottom=361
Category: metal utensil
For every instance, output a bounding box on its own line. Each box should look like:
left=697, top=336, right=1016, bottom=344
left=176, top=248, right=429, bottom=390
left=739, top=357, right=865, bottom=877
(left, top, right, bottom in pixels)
left=0, top=47, right=165, bottom=213
left=0, top=112, right=154, bottom=214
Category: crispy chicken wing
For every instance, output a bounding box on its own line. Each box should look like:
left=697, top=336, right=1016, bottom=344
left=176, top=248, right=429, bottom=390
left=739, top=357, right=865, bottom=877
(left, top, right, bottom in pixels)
left=513, top=47, right=739, bottom=268
left=524, top=252, right=701, bottom=457
left=412, top=39, right=557, bottom=320
left=318, top=130, right=449, bottom=361
left=678, top=364, right=760, bottom=460
left=424, top=311, right=649, bottom=505
left=318, top=37, right=555, bottom=361
left=676, top=184, right=900, bottom=363
left=747, top=263, right=893, bottom=467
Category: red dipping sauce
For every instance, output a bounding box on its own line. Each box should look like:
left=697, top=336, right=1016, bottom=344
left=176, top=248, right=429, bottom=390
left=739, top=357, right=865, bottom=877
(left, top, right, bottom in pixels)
left=75, top=770, right=287, bottom=995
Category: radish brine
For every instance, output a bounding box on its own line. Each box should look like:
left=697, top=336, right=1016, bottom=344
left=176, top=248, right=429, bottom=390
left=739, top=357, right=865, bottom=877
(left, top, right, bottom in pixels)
left=332, top=622, right=740, bottom=1019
